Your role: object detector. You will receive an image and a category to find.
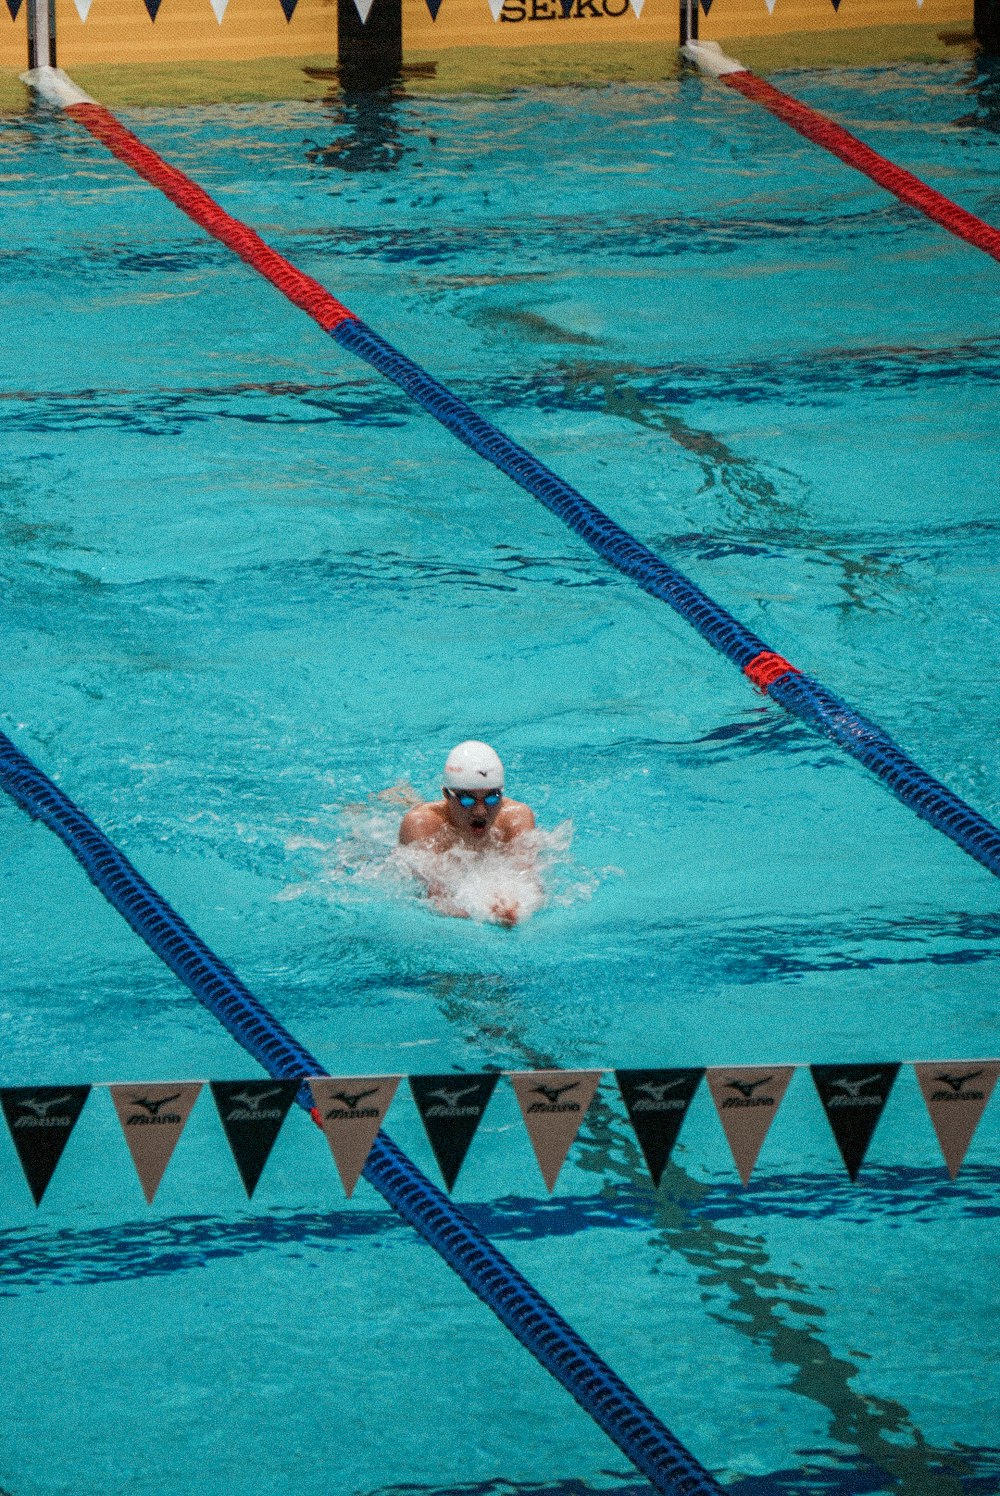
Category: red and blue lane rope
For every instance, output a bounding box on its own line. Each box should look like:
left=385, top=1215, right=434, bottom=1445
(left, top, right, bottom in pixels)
left=0, top=723, right=725, bottom=1496
left=36, top=78, right=1000, bottom=880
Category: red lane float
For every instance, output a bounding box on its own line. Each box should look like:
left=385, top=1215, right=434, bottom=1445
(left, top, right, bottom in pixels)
left=682, top=41, right=1000, bottom=266
left=743, top=650, right=800, bottom=694
left=67, top=102, right=358, bottom=332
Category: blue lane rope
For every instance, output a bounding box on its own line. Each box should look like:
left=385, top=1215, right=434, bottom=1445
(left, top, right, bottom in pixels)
left=332, top=318, right=1000, bottom=880
left=0, top=727, right=723, bottom=1496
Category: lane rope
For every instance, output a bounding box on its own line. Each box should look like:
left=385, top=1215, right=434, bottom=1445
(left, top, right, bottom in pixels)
left=0, top=730, right=722, bottom=1496
left=19, top=67, right=1000, bottom=883
left=682, top=41, right=1000, bottom=265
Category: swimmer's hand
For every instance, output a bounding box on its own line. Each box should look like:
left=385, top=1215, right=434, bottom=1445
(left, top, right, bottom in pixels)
left=490, top=898, right=521, bottom=928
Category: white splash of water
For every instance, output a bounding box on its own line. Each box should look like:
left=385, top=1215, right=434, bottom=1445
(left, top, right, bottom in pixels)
left=280, top=785, right=598, bottom=925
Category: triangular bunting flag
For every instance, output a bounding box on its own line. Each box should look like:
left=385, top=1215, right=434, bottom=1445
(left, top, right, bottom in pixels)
left=764, top=0, right=776, bottom=14
left=410, top=1074, right=499, bottom=1192
left=110, top=1083, right=202, bottom=1203
left=558, top=0, right=573, bottom=15
left=830, top=0, right=841, bottom=11
left=72, top=0, right=93, bottom=20
left=425, top=0, right=443, bottom=18
left=209, top=0, right=229, bottom=22
left=278, top=0, right=298, bottom=21
left=913, top=1061, right=1000, bottom=1179
left=509, top=1071, right=602, bottom=1192
left=308, top=1077, right=399, bottom=1198
left=5, top=0, right=23, bottom=19
left=700, top=0, right=712, bottom=13
left=0, top=1086, right=91, bottom=1204
left=811, top=1064, right=899, bottom=1181
left=629, top=0, right=645, bottom=14
left=615, top=1068, right=703, bottom=1187
left=142, top=0, right=164, bottom=20
left=706, top=1066, right=794, bottom=1183
left=487, top=0, right=504, bottom=17
left=210, top=1080, right=298, bottom=1198
left=353, top=0, right=376, bottom=18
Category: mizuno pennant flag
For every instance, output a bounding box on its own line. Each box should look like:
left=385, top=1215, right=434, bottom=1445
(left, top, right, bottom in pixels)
left=308, top=1077, right=399, bottom=1198
left=614, top=1068, right=704, bottom=1187
left=509, top=1071, right=602, bottom=1192
left=706, top=1066, right=794, bottom=1184
left=210, top=1079, right=299, bottom=1198
left=811, top=1063, right=899, bottom=1181
left=913, top=1060, right=1000, bottom=1179
left=0, top=1085, right=91, bottom=1204
left=410, top=1073, right=499, bottom=1192
left=110, top=1083, right=202, bottom=1204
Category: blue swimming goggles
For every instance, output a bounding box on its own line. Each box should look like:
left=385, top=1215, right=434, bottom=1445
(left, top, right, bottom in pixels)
left=446, top=788, right=503, bottom=809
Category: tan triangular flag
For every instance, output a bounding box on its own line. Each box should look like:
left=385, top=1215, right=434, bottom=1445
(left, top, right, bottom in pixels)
left=308, top=1077, right=399, bottom=1198
left=914, top=1060, right=1000, bottom=1178
left=109, top=1083, right=202, bottom=1204
left=706, top=1066, right=794, bottom=1183
left=509, top=1071, right=602, bottom=1192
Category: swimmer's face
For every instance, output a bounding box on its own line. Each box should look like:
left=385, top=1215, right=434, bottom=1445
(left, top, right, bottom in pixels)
left=444, top=787, right=503, bottom=839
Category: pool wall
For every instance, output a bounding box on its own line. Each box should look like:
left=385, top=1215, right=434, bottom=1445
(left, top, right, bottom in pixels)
left=0, top=0, right=974, bottom=83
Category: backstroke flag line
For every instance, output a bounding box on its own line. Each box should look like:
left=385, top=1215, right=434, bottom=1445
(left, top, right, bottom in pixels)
left=614, top=1069, right=704, bottom=1187
left=1, top=1063, right=998, bottom=1203
left=110, top=1082, right=203, bottom=1203
left=509, top=1070, right=603, bottom=1192
left=810, top=1064, right=900, bottom=1182
left=308, top=1076, right=400, bottom=1198
left=410, top=1073, right=500, bottom=1192
left=210, top=1078, right=299, bottom=1198
left=0, top=1085, right=91, bottom=1204
left=706, top=1067, right=795, bottom=1184
left=913, top=1060, right=1000, bottom=1179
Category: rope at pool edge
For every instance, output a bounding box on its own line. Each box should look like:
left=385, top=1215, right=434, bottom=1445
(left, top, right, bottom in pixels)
left=0, top=727, right=721, bottom=1496
left=20, top=72, right=1000, bottom=879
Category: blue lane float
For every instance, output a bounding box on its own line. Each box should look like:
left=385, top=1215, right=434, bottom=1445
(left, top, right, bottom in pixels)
left=0, top=727, right=724, bottom=1496
left=333, top=319, right=1000, bottom=881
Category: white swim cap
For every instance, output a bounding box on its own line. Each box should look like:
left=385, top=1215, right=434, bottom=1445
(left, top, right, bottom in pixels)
left=443, top=741, right=505, bottom=791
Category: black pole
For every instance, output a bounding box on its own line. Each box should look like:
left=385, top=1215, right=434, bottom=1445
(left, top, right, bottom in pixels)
left=337, top=0, right=402, bottom=90
left=975, top=0, right=1000, bottom=52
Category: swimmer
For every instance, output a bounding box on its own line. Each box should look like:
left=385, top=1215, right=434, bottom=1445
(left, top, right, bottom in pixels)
left=399, top=741, right=538, bottom=926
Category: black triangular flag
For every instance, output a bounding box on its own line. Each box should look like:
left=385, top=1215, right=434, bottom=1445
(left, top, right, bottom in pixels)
left=700, top=0, right=712, bottom=13
left=1, top=1086, right=91, bottom=1204
left=409, top=1073, right=499, bottom=1191
left=210, top=1080, right=299, bottom=1198
left=615, top=1069, right=703, bottom=1186
left=811, top=1063, right=899, bottom=1180
left=5, top=0, right=23, bottom=18
left=142, top=0, right=164, bottom=19
left=558, top=0, right=573, bottom=15
left=425, top=0, right=443, bottom=18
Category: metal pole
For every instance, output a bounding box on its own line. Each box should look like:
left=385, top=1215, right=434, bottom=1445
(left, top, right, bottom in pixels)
left=26, top=0, right=55, bottom=70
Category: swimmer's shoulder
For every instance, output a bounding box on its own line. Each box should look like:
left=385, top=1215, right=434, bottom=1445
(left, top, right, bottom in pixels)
left=399, top=799, right=449, bottom=846
left=497, top=798, right=535, bottom=840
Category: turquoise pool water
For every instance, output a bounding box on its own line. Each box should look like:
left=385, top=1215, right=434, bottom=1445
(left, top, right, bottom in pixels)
left=2, top=58, right=999, bottom=1496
